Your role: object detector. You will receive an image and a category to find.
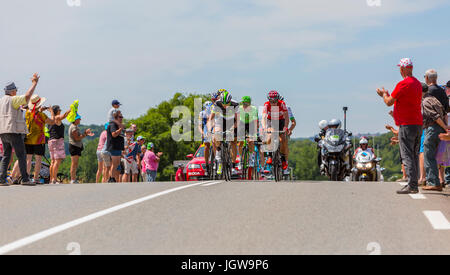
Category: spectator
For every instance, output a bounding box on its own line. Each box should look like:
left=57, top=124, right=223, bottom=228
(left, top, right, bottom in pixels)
left=175, top=164, right=185, bottom=181
left=377, top=58, right=423, bottom=194
left=106, top=110, right=124, bottom=183
left=0, top=74, right=40, bottom=186
left=385, top=125, right=408, bottom=182
left=69, top=115, right=93, bottom=184
left=421, top=69, right=449, bottom=191
left=418, top=82, right=429, bottom=185
left=96, top=125, right=108, bottom=183
left=143, top=142, right=163, bottom=182
left=122, top=133, right=145, bottom=182
left=107, top=99, right=121, bottom=123
left=24, top=95, right=56, bottom=184
left=139, top=145, right=147, bottom=182
left=0, top=138, right=3, bottom=162
left=48, top=105, right=70, bottom=184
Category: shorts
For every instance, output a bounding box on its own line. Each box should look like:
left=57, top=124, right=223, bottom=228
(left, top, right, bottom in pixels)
left=101, top=151, right=112, bottom=167
left=202, top=127, right=212, bottom=144
left=124, top=159, right=139, bottom=175
left=419, top=129, right=425, bottom=153
left=69, top=144, right=83, bottom=157
left=25, top=144, right=45, bottom=156
left=109, top=150, right=122, bottom=157
left=237, top=121, right=257, bottom=141
left=48, top=138, right=66, bottom=160
left=267, top=119, right=286, bottom=132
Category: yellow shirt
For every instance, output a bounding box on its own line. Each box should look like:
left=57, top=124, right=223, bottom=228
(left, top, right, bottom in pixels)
left=25, top=111, right=48, bottom=145
left=11, top=95, right=27, bottom=110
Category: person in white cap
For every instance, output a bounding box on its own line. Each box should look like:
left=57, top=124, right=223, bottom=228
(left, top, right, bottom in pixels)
left=377, top=58, right=423, bottom=194
left=0, top=73, right=40, bottom=186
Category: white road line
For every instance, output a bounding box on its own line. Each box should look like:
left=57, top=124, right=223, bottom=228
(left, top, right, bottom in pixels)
left=423, top=211, right=450, bottom=230
left=202, top=181, right=223, bottom=186
left=409, top=194, right=426, bottom=200
left=0, top=182, right=207, bottom=255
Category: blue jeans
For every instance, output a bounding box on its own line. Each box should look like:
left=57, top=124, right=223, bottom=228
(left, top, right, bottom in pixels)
left=424, top=124, right=445, bottom=187
left=445, top=167, right=450, bottom=184
left=0, top=134, right=29, bottom=183
left=146, top=170, right=157, bottom=182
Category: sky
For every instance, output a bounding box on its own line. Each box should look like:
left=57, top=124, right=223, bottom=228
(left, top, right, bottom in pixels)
left=1, top=0, right=450, bottom=138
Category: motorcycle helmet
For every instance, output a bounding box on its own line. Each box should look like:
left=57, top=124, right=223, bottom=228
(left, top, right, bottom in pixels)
left=318, top=120, right=328, bottom=130
left=220, top=90, right=232, bottom=105
left=360, top=137, right=369, bottom=150
left=328, top=119, right=341, bottom=129
left=267, top=90, right=279, bottom=101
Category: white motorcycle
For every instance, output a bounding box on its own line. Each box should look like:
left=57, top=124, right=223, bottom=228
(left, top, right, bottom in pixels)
left=351, top=150, right=384, bottom=182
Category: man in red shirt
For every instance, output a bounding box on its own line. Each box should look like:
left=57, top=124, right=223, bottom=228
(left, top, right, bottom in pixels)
left=262, top=90, right=289, bottom=170
left=377, top=58, right=423, bottom=194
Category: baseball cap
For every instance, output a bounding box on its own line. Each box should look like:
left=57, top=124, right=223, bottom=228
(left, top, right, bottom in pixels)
left=75, top=114, right=82, bottom=121
left=112, top=99, right=121, bottom=106
left=147, top=142, right=154, bottom=149
left=397, top=58, right=413, bottom=68
left=4, top=82, right=17, bottom=94
left=136, top=136, right=144, bottom=141
left=446, top=81, right=450, bottom=88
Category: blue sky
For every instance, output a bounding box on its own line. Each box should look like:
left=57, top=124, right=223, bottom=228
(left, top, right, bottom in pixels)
left=1, top=0, right=449, bottom=137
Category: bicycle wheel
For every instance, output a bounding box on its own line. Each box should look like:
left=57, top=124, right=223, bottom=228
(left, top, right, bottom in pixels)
left=224, top=144, right=233, bottom=181
left=242, top=147, right=249, bottom=180
left=273, top=150, right=282, bottom=182
left=208, top=147, right=215, bottom=180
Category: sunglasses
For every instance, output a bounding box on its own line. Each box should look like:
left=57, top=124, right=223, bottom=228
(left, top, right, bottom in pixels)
left=118, top=116, right=123, bottom=119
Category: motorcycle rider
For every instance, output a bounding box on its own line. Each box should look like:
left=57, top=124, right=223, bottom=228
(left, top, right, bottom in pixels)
left=353, top=137, right=376, bottom=160
left=316, top=120, right=329, bottom=173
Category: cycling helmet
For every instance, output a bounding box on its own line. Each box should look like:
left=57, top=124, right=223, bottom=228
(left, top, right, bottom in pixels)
left=203, top=101, right=212, bottom=109
left=241, top=96, right=251, bottom=104
left=267, top=90, right=279, bottom=101
left=220, top=90, right=232, bottom=105
left=318, top=120, right=328, bottom=130
left=328, top=119, right=342, bottom=129
left=211, top=92, right=220, bottom=101
left=217, top=89, right=227, bottom=95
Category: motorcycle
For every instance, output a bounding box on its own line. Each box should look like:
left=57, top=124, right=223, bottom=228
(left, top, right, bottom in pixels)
left=316, top=128, right=353, bottom=181
left=351, top=150, right=383, bottom=182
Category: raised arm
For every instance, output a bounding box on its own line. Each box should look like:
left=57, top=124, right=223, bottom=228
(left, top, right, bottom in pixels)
left=25, top=73, right=40, bottom=103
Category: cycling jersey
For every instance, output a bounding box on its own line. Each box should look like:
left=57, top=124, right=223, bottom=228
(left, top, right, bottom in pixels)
left=287, top=106, right=295, bottom=121
left=239, top=105, right=258, bottom=124
left=212, top=100, right=239, bottom=124
left=198, top=105, right=212, bottom=130
left=263, top=100, right=288, bottom=120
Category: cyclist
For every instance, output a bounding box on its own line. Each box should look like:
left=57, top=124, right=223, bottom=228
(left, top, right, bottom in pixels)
left=237, top=96, right=258, bottom=170
left=262, top=90, right=289, bottom=170
left=278, top=95, right=296, bottom=172
left=198, top=100, right=213, bottom=174
left=208, top=90, right=239, bottom=175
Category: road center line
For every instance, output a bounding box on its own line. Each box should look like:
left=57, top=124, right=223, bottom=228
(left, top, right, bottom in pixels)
left=0, top=181, right=209, bottom=255
left=409, top=194, right=426, bottom=200
left=423, top=211, right=450, bottom=230
left=202, top=181, right=223, bottom=186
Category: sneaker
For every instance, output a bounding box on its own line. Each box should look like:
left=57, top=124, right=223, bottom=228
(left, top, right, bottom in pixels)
left=396, top=185, right=419, bottom=194
left=266, top=158, right=272, bottom=165
left=422, top=185, right=443, bottom=192
left=108, top=177, right=116, bottom=183
left=21, top=180, right=36, bottom=186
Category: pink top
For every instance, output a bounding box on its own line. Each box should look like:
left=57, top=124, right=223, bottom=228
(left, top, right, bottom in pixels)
left=0, top=140, right=3, bottom=157
left=143, top=150, right=159, bottom=171
left=97, top=131, right=107, bottom=151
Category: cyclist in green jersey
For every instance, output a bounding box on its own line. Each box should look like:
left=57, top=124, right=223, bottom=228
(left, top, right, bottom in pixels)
left=237, top=96, right=258, bottom=169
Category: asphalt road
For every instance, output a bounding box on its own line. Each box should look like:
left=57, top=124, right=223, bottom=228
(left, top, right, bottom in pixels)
left=0, top=181, right=449, bottom=255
